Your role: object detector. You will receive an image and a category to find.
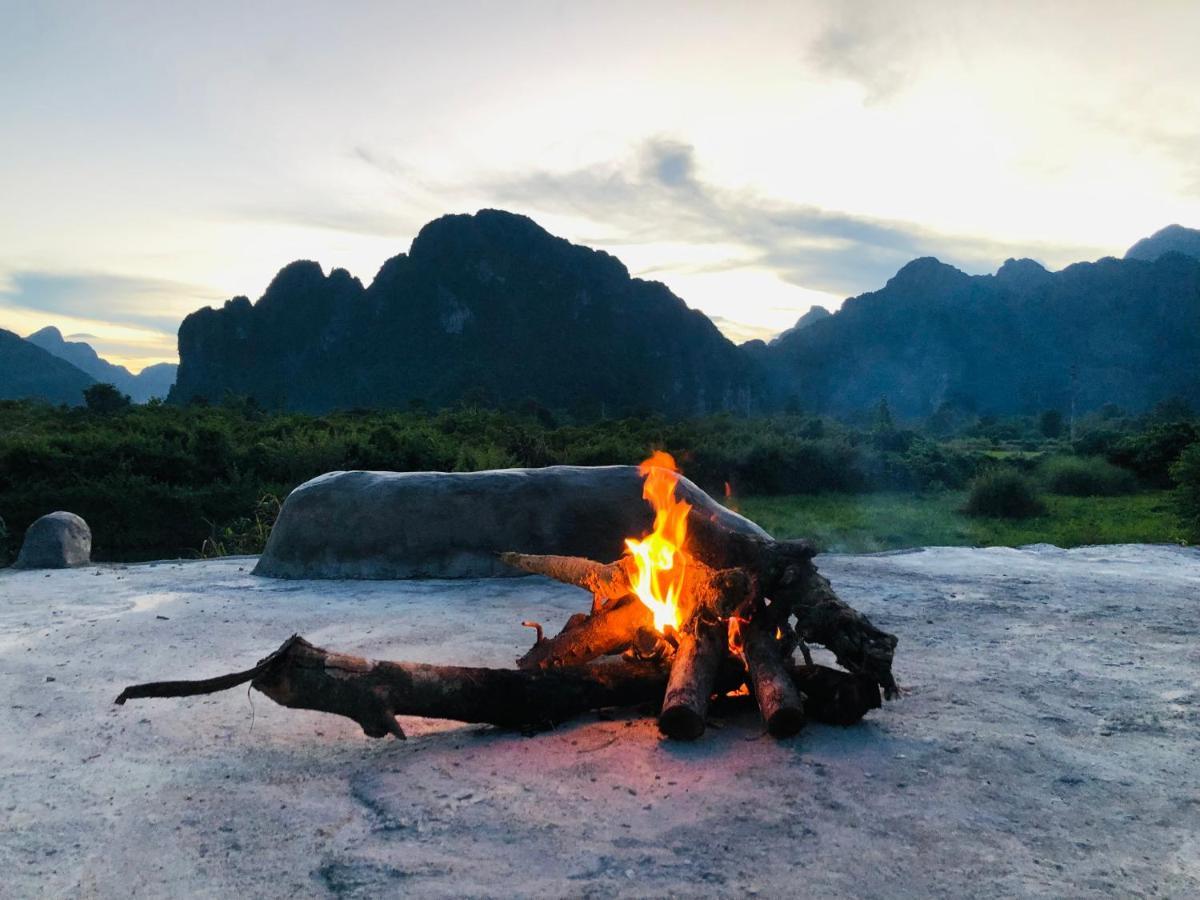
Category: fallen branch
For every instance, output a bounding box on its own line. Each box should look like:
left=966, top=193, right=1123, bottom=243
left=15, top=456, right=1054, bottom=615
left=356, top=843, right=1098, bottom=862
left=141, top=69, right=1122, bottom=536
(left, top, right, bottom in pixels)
left=115, top=635, right=880, bottom=739
left=784, top=568, right=900, bottom=699
left=743, top=614, right=806, bottom=737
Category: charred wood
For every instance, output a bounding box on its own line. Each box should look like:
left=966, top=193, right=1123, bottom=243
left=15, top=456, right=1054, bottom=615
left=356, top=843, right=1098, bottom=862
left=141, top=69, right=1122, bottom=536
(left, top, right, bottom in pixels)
left=115, top=635, right=880, bottom=738
left=742, top=614, right=806, bottom=737
left=658, top=623, right=726, bottom=741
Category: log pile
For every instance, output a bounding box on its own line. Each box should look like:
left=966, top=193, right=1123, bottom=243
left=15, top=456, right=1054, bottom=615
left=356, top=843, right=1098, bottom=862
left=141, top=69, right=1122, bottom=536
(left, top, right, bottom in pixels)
left=116, top=501, right=897, bottom=744
left=499, top=526, right=897, bottom=740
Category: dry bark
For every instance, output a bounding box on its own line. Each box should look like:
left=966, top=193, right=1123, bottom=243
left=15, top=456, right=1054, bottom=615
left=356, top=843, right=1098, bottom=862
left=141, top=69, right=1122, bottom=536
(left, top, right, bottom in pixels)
left=516, top=595, right=655, bottom=669
left=498, top=552, right=631, bottom=604
left=115, top=635, right=880, bottom=738
left=658, top=623, right=727, bottom=740
left=784, top=567, right=900, bottom=699
left=742, top=614, right=806, bottom=737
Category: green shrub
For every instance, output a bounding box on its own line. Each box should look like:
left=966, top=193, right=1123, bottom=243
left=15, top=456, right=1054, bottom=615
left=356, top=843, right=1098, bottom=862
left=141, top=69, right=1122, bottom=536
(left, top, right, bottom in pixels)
left=734, top=437, right=863, bottom=494
left=202, top=493, right=282, bottom=557
left=963, top=469, right=1046, bottom=519
left=1109, top=422, right=1199, bottom=487
left=1040, top=456, right=1137, bottom=496
left=1170, top=442, right=1200, bottom=542
left=898, top=439, right=980, bottom=491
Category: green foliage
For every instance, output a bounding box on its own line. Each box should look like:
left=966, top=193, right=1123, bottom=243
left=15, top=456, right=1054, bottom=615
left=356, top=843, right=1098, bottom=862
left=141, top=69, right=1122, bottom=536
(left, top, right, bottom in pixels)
left=1109, top=421, right=1199, bottom=487
left=83, top=382, right=132, bottom=413
left=743, top=491, right=1178, bottom=553
left=1039, top=410, right=1064, bottom=439
left=963, top=468, right=1047, bottom=519
left=1039, top=456, right=1137, bottom=497
left=1171, top=442, right=1200, bottom=542
left=202, top=494, right=282, bottom=557
left=735, top=437, right=864, bottom=495
left=0, top=398, right=1186, bottom=561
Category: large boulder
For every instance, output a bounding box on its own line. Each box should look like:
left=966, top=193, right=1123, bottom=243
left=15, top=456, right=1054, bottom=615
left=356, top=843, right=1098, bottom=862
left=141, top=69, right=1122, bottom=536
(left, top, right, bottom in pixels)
left=14, top=512, right=92, bottom=569
left=254, top=466, right=769, bottom=579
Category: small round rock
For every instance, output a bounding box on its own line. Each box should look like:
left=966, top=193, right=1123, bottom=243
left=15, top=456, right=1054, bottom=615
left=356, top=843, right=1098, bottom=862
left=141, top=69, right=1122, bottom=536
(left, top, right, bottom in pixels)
left=13, top=511, right=92, bottom=569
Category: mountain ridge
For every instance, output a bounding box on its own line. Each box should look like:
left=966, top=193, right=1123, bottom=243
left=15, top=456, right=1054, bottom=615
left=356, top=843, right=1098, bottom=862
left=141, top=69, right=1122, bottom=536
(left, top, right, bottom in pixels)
left=763, top=250, right=1200, bottom=417
left=0, top=328, right=96, bottom=404
left=167, top=214, right=1200, bottom=418
left=172, top=210, right=761, bottom=415
left=1125, top=224, right=1200, bottom=263
left=26, top=326, right=176, bottom=402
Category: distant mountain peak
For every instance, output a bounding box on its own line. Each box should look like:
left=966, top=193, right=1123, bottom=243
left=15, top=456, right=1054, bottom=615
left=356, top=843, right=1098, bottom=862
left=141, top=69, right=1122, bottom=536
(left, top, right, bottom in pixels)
left=1125, top=224, right=1200, bottom=262
left=0, top=328, right=95, bottom=404
left=995, top=258, right=1052, bottom=292
left=770, top=305, right=831, bottom=345
left=24, top=327, right=175, bottom=402
left=29, top=325, right=65, bottom=342
left=885, top=256, right=971, bottom=293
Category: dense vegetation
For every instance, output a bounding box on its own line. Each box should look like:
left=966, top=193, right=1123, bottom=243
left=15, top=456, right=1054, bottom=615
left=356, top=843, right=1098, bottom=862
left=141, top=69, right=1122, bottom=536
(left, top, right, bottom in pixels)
left=0, top=395, right=1197, bottom=562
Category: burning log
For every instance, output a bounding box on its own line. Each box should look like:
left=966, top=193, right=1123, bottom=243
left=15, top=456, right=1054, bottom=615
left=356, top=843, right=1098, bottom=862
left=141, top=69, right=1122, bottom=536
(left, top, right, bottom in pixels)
left=658, top=623, right=726, bottom=740
left=516, top=595, right=655, bottom=669
left=499, top=552, right=631, bottom=605
left=742, top=614, right=806, bottom=737
left=114, top=635, right=881, bottom=737
left=501, top=451, right=898, bottom=738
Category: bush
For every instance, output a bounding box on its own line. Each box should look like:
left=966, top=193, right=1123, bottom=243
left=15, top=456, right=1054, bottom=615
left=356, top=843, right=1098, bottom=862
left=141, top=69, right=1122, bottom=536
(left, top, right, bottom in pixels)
left=202, top=493, right=282, bottom=557
left=734, top=437, right=863, bottom=494
left=1171, top=442, right=1200, bottom=542
left=84, top=382, right=132, bottom=413
left=963, top=469, right=1047, bottom=519
left=1040, top=456, right=1137, bottom=497
left=900, top=439, right=980, bottom=490
left=1109, top=422, right=1200, bottom=487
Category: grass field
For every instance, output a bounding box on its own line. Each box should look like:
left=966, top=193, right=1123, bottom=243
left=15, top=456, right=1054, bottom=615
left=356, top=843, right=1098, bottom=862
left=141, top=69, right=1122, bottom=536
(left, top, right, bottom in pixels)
left=739, top=491, right=1184, bottom=553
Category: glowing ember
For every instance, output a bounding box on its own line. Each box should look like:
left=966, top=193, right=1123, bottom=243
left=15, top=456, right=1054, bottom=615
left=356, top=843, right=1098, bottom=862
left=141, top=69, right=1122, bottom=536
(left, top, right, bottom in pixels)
left=624, top=451, right=692, bottom=633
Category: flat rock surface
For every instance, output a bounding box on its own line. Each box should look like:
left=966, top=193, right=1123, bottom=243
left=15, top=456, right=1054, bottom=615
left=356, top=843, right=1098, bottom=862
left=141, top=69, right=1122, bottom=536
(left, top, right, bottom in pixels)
left=1, top=545, right=1197, bottom=898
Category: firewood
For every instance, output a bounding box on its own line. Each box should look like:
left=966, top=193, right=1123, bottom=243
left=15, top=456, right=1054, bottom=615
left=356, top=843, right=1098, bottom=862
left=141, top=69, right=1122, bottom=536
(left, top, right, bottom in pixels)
left=502, top=543, right=896, bottom=700
left=498, top=552, right=631, bottom=602
left=516, top=595, right=654, bottom=669
left=784, top=567, right=900, bottom=699
left=742, top=614, right=806, bottom=737
left=502, top=551, right=757, bottom=637
left=658, top=623, right=726, bottom=740
left=115, top=635, right=880, bottom=738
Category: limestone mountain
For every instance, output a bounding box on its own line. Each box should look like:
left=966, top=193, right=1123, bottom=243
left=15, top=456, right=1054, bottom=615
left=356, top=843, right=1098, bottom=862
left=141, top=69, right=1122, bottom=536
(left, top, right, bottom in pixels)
left=763, top=252, right=1200, bottom=417
left=172, top=210, right=761, bottom=415
left=0, top=328, right=96, bottom=404
left=769, top=305, right=831, bottom=345
left=1125, top=224, right=1200, bottom=262
left=26, top=326, right=177, bottom=402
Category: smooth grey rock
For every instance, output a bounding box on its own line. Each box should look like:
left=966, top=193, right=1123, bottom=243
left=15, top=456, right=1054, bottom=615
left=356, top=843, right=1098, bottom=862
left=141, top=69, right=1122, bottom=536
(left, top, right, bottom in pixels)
left=14, top=511, right=92, bottom=569
left=254, top=465, right=769, bottom=579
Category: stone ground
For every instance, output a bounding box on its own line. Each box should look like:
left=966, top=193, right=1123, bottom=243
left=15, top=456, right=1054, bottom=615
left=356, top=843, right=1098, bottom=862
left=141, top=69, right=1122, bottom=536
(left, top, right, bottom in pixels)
left=1, top=545, right=1198, bottom=898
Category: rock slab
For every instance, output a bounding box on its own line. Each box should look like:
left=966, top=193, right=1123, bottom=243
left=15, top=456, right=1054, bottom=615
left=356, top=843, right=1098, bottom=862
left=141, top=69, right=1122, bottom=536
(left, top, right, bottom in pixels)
left=254, top=465, right=768, bottom=579
left=13, top=511, right=92, bottom=569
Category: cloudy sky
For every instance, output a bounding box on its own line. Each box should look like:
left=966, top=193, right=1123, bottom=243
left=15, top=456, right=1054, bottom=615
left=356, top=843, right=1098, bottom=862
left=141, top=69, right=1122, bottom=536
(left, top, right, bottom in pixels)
left=2, top=1, right=1198, bottom=370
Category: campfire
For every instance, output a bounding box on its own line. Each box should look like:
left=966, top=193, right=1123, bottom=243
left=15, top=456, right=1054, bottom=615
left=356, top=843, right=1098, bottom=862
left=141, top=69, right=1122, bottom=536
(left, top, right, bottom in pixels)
left=117, top=455, right=899, bottom=741
left=502, top=452, right=897, bottom=739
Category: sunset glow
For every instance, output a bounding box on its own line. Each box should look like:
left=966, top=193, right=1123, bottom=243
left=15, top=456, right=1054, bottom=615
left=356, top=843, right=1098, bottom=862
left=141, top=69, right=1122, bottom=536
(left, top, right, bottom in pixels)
left=2, top=1, right=1198, bottom=367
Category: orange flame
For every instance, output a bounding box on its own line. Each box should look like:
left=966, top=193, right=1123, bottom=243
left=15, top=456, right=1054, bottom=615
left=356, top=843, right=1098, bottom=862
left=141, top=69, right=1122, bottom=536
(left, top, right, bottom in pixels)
left=624, top=451, right=691, bottom=633
left=727, top=616, right=747, bottom=661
